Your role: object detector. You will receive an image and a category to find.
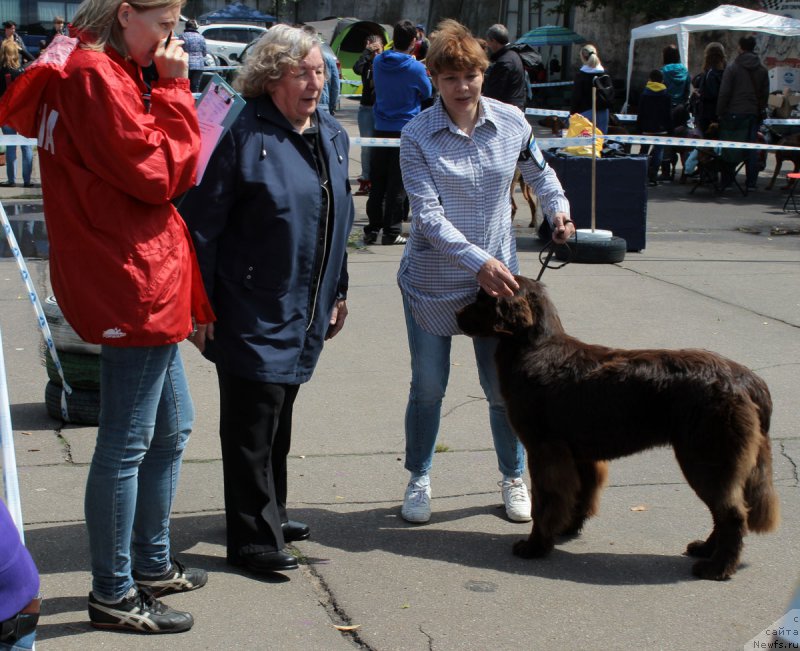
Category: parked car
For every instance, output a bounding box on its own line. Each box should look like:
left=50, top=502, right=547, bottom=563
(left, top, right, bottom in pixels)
left=197, top=23, right=267, bottom=66
left=239, top=35, right=340, bottom=75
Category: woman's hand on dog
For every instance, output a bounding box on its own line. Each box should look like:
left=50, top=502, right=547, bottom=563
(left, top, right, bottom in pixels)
left=551, top=213, right=575, bottom=244
left=477, top=258, right=519, bottom=297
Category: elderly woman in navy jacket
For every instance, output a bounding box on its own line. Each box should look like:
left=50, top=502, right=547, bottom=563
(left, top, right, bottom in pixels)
left=180, top=25, right=354, bottom=576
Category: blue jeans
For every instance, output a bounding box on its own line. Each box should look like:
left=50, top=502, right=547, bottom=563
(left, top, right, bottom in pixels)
left=84, top=344, right=193, bottom=602
left=0, top=630, right=35, bottom=650
left=357, top=104, right=375, bottom=181
left=402, top=296, right=525, bottom=478
left=2, top=126, right=32, bottom=186
left=640, top=144, right=664, bottom=179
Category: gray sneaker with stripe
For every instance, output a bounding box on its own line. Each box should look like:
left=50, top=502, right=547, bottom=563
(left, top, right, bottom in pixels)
left=88, top=588, right=193, bottom=634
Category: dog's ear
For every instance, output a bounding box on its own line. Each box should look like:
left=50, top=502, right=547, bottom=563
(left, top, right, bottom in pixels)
left=520, top=279, right=565, bottom=339
left=495, top=296, right=534, bottom=334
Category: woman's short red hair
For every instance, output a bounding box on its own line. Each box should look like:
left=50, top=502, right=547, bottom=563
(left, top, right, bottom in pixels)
left=426, top=19, right=489, bottom=77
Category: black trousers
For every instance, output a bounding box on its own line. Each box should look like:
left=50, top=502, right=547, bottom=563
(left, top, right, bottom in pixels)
left=365, top=129, right=406, bottom=238
left=216, top=367, right=300, bottom=561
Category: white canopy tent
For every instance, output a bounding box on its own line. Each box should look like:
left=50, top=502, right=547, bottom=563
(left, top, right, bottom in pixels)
left=624, top=4, right=800, bottom=109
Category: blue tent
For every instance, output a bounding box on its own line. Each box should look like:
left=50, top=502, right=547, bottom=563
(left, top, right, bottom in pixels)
left=199, top=2, right=276, bottom=24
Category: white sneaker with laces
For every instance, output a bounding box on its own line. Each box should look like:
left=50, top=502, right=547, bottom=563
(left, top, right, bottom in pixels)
left=401, top=476, right=431, bottom=523
left=499, top=477, right=532, bottom=522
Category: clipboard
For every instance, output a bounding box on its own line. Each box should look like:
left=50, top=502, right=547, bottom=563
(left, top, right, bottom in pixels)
left=194, top=74, right=246, bottom=183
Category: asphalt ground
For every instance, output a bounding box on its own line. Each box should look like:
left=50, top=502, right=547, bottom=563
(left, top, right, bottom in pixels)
left=1, top=99, right=799, bottom=650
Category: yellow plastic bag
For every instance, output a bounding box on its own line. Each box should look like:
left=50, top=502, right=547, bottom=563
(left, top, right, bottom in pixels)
left=562, top=113, right=604, bottom=157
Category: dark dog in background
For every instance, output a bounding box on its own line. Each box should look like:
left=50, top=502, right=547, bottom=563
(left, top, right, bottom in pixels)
left=766, top=131, right=800, bottom=190
left=510, top=169, right=541, bottom=229
left=457, top=276, right=779, bottom=580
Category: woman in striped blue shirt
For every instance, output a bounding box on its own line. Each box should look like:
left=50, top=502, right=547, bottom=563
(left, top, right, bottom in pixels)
left=397, top=19, right=574, bottom=525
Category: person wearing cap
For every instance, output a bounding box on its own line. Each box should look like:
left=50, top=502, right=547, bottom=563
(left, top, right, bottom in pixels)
left=0, top=501, right=40, bottom=650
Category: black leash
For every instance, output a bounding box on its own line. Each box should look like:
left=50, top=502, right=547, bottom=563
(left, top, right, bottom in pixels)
left=535, top=235, right=574, bottom=281
left=535, top=246, right=555, bottom=281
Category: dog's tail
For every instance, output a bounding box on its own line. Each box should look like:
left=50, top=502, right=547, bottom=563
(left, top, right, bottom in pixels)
left=743, top=375, right=780, bottom=533
left=745, top=435, right=780, bottom=533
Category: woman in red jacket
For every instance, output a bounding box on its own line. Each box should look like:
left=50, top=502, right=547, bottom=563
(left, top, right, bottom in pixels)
left=0, top=0, right=214, bottom=635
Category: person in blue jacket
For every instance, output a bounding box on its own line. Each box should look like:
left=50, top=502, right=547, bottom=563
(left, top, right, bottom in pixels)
left=661, top=44, right=691, bottom=109
left=659, top=44, right=691, bottom=180
left=364, top=19, right=431, bottom=246
left=179, top=25, right=355, bottom=576
left=179, top=19, right=207, bottom=93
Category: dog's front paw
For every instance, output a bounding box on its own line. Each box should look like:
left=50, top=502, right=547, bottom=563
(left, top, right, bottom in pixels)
left=513, top=538, right=553, bottom=558
left=686, top=539, right=714, bottom=558
left=691, top=559, right=734, bottom=581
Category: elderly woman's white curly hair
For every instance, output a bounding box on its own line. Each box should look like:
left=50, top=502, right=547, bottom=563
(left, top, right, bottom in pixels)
left=234, top=24, right=322, bottom=98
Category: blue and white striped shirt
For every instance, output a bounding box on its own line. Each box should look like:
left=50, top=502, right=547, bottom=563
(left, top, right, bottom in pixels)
left=398, top=96, right=570, bottom=336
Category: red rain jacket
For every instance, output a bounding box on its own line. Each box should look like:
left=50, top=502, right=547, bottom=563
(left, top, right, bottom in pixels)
left=0, top=35, right=214, bottom=346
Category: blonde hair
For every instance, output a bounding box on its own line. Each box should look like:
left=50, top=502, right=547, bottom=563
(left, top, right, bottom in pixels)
left=71, top=0, right=183, bottom=55
left=702, top=42, right=726, bottom=71
left=580, top=44, right=601, bottom=69
left=0, top=39, right=20, bottom=69
left=234, top=24, right=321, bottom=98
left=425, top=19, right=488, bottom=77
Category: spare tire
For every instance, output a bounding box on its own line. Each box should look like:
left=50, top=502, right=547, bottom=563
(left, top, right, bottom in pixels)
left=44, top=380, right=100, bottom=425
left=43, top=296, right=100, bottom=355
left=554, top=236, right=627, bottom=264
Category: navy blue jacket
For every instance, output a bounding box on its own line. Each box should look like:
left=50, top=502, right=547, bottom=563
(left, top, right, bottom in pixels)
left=179, top=95, right=355, bottom=384
left=636, top=83, right=672, bottom=134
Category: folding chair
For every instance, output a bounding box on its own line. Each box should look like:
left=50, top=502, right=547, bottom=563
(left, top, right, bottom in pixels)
left=783, top=172, right=800, bottom=213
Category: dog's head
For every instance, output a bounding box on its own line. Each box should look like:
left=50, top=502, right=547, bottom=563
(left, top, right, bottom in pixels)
left=456, top=276, right=564, bottom=340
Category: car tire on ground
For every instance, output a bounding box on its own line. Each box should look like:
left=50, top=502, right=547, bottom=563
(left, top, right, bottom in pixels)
left=43, top=296, right=101, bottom=355
left=554, top=236, right=627, bottom=264
left=45, top=349, right=101, bottom=390
left=44, top=380, right=100, bottom=425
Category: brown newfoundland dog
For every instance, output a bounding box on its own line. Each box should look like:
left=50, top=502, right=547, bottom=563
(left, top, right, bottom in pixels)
left=457, top=276, right=779, bottom=580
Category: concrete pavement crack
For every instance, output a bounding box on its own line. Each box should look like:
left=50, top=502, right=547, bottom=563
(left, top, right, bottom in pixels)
left=441, top=396, right=485, bottom=418
left=419, top=624, right=434, bottom=650
left=55, top=428, right=73, bottom=464
left=779, top=441, right=799, bottom=486
left=619, top=265, right=800, bottom=329
left=301, top=558, right=376, bottom=650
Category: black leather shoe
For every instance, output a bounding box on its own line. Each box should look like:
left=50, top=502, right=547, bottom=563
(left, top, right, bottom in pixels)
left=281, top=520, right=310, bottom=542
left=235, top=550, right=298, bottom=573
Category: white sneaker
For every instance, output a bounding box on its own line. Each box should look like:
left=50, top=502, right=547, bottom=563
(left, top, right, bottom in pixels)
left=401, top=476, right=431, bottom=523
left=499, top=477, right=532, bottom=522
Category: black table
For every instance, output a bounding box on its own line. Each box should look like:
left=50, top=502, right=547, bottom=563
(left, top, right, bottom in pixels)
left=542, top=151, right=648, bottom=251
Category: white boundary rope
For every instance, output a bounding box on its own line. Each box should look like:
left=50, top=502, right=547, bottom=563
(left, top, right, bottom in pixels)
left=353, top=134, right=800, bottom=151
left=0, top=134, right=37, bottom=146
left=528, top=81, right=573, bottom=89
left=1, top=202, right=72, bottom=418
left=524, top=106, right=800, bottom=126
left=0, top=327, right=25, bottom=539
